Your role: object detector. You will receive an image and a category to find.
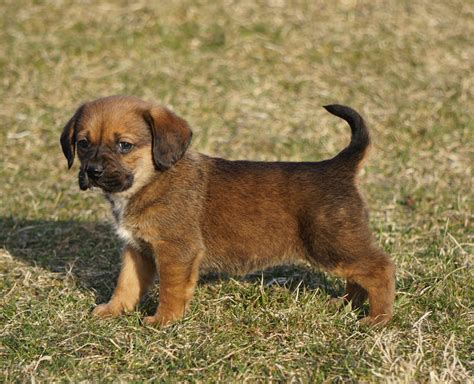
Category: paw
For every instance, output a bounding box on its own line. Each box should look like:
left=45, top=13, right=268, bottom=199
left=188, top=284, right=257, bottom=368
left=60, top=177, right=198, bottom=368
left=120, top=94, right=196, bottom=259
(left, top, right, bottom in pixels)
left=360, top=314, right=392, bottom=327
left=92, top=303, right=122, bottom=319
left=143, top=307, right=183, bottom=327
left=143, top=315, right=170, bottom=327
left=143, top=315, right=160, bottom=326
left=142, top=314, right=176, bottom=327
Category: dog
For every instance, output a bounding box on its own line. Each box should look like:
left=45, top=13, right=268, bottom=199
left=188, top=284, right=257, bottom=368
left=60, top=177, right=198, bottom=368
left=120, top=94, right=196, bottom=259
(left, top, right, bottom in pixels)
left=60, top=95, right=395, bottom=326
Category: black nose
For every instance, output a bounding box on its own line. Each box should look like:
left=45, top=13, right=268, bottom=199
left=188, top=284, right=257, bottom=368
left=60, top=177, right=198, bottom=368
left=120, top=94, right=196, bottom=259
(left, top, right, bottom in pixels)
left=86, top=163, right=104, bottom=179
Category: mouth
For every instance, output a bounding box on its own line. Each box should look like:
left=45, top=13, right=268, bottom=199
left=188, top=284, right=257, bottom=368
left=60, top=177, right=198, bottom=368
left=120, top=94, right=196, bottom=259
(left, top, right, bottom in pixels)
left=78, top=170, right=134, bottom=193
left=78, top=170, right=90, bottom=191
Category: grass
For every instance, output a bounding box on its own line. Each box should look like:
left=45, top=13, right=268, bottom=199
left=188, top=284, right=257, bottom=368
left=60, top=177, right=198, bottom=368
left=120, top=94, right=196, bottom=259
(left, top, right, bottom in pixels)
left=0, top=0, right=472, bottom=382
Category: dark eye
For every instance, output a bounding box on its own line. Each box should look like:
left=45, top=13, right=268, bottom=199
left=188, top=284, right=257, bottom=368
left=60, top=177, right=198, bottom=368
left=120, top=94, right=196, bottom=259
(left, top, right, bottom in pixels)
left=118, top=141, right=133, bottom=153
left=77, top=139, right=88, bottom=149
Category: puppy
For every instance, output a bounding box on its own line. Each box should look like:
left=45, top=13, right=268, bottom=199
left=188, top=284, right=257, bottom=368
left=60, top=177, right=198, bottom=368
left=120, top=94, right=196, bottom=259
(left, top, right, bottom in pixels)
left=60, top=95, right=395, bottom=326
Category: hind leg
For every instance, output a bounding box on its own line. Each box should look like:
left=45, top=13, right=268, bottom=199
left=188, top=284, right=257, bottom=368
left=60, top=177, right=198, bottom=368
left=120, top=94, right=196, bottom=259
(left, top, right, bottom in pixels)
left=349, top=251, right=395, bottom=326
left=300, top=220, right=395, bottom=325
left=346, top=280, right=369, bottom=308
left=329, top=280, right=368, bottom=309
left=331, top=249, right=395, bottom=326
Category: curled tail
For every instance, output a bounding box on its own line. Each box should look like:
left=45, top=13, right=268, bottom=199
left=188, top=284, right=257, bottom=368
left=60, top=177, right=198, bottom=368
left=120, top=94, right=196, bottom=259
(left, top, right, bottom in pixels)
left=323, top=104, right=370, bottom=170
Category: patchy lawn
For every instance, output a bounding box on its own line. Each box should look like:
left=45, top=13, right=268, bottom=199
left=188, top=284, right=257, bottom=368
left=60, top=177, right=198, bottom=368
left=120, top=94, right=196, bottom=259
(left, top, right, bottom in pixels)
left=0, top=0, right=472, bottom=382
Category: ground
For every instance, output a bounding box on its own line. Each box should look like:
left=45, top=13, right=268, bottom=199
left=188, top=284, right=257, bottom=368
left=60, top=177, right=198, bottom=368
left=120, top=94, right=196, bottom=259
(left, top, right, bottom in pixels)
left=0, top=0, right=472, bottom=382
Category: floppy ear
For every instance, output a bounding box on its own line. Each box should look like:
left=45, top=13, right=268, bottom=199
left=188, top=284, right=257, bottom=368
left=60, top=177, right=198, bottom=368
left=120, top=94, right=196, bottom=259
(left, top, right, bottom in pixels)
left=143, top=106, right=193, bottom=170
left=60, top=105, right=84, bottom=169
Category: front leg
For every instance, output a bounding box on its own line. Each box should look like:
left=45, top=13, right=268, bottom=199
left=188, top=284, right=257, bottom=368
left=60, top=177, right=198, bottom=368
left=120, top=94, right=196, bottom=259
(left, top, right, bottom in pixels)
left=93, top=245, right=156, bottom=318
left=144, top=241, right=203, bottom=326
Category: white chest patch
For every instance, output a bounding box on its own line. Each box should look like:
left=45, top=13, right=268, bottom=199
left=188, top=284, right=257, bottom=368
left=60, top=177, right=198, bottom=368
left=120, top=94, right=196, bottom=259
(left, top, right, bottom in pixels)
left=108, top=195, right=137, bottom=247
left=116, top=225, right=135, bottom=245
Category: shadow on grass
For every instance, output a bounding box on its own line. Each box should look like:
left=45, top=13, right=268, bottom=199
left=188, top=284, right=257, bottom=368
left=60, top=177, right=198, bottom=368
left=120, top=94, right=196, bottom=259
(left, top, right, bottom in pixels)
left=0, top=217, right=121, bottom=303
left=1, top=217, right=344, bottom=305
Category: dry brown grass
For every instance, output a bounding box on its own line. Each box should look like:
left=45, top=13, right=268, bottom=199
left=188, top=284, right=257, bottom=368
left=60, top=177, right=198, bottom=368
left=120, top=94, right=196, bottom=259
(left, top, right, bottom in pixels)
left=0, top=0, right=472, bottom=382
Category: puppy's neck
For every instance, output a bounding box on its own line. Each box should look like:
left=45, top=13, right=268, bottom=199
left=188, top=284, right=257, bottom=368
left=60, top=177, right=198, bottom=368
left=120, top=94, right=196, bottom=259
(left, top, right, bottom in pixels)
left=104, top=170, right=155, bottom=223
left=105, top=181, right=152, bottom=224
left=113, top=171, right=156, bottom=201
left=106, top=193, right=128, bottom=222
left=105, top=150, right=202, bottom=217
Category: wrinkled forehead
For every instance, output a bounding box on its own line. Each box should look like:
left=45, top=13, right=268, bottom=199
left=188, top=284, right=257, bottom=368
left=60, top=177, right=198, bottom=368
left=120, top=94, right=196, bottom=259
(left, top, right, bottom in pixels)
left=78, top=97, right=151, bottom=142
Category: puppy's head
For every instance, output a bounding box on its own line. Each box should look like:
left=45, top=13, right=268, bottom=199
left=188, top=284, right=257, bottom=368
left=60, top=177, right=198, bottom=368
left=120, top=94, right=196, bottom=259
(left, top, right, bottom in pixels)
left=60, top=95, right=192, bottom=194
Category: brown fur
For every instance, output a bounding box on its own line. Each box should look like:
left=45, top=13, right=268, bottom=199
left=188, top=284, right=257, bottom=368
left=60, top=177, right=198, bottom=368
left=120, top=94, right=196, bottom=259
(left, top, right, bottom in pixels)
left=60, top=95, right=395, bottom=326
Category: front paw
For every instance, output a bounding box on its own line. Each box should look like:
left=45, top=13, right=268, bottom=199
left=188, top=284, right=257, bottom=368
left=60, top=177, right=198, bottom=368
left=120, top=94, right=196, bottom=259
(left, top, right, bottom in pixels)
left=92, top=302, right=122, bottom=319
left=360, top=314, right=392, bottom=327
left=143, top=307, right=183, bottom=327
left=142, top=314, right=175, bottom=327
